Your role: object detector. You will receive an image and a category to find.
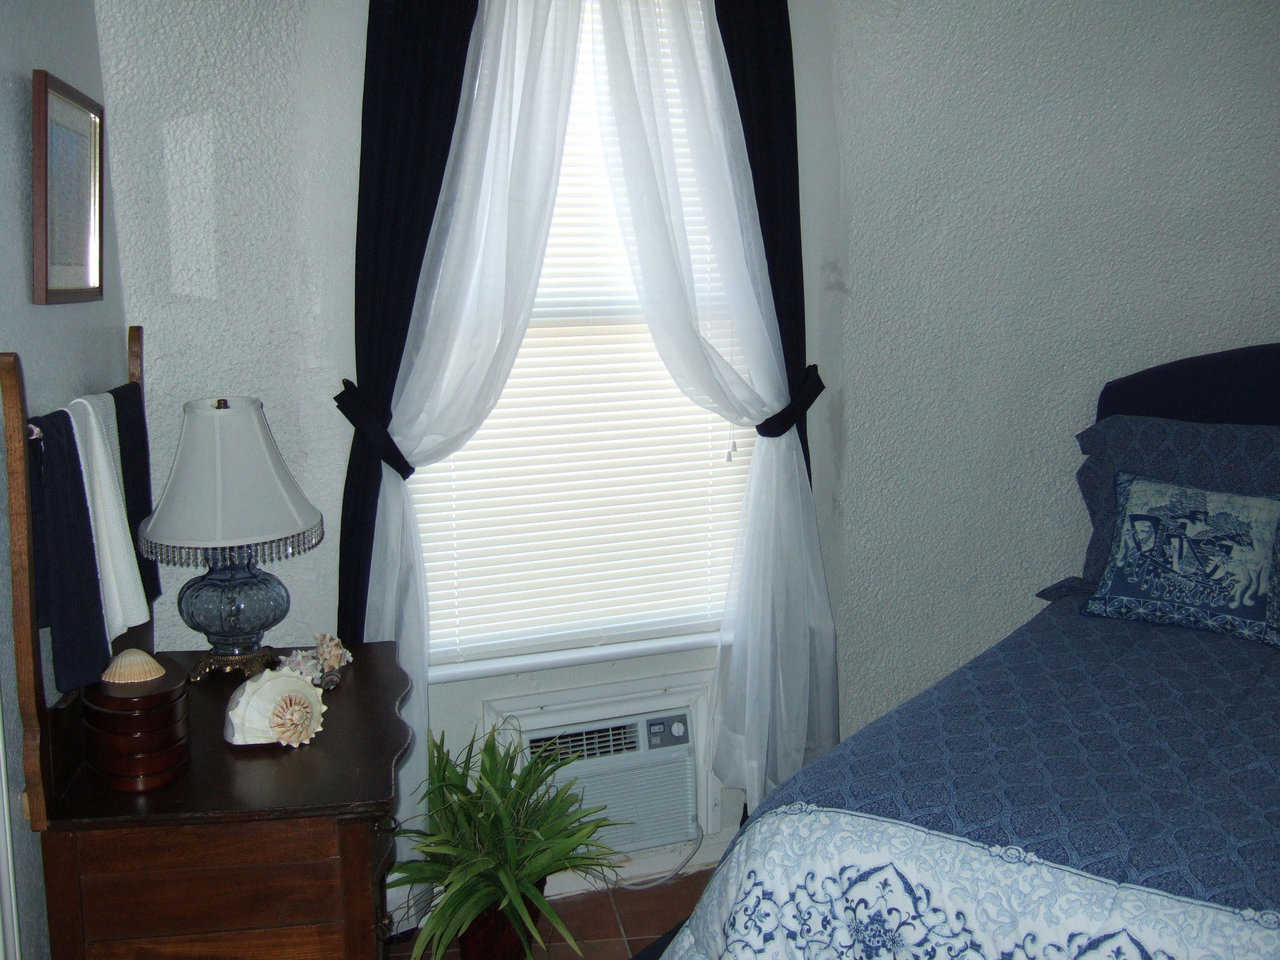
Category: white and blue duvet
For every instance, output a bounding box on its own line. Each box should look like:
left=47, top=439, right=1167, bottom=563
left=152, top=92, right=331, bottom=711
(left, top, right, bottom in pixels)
left=667, top=598, right=1280, bottom=958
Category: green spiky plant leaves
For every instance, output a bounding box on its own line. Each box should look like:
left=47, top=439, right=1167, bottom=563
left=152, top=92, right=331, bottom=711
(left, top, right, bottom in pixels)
left=390, top=728, right=619, bottom=959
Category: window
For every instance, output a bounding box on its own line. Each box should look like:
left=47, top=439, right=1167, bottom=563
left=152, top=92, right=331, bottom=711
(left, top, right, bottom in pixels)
left=409, top=2, right=754, bottom=667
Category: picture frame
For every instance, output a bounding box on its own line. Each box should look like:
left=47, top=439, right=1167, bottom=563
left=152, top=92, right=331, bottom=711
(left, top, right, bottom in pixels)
left=32, top=70, right=103, bottom=304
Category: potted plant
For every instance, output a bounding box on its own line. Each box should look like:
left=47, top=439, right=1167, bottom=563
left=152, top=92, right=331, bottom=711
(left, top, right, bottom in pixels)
left=391, top=727, right=618, bottom=959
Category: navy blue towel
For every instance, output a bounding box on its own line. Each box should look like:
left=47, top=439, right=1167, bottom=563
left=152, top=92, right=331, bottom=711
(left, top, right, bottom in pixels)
left=109, top=382, right=161, bottom=602
left=28, top=410, right=111, bottom=692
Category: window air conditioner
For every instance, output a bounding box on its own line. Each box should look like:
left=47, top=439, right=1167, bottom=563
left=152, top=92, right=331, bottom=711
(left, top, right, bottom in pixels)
left=527, top=710, right=698, bottom=854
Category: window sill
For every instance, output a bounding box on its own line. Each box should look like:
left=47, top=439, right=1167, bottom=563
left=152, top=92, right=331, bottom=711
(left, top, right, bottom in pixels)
left=427, top=631, right=721, bottom=684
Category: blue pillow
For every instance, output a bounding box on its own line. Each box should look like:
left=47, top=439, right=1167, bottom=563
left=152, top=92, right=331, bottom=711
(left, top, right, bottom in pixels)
left=1075, top=416, right=1280, bottom=584
left=1083, top=472, right=1280, bottom=646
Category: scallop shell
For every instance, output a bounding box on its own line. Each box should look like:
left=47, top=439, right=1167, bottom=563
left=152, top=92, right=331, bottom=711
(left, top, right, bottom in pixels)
left=101, top=648, right=165, bottom=684
left=223, top=667, right=326, bottom=748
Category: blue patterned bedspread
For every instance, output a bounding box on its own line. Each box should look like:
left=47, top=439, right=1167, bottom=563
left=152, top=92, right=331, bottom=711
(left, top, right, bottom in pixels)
left=666, top=598, right=1280, bottom=958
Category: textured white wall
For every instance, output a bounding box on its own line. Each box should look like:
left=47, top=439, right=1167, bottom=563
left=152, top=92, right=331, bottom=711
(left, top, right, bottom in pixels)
left=77, top=0, right=1280, bottom=838
left=792, top=0, right=1280, bottom=736
left=0, top=0, right=129, bottom=952
left=95, top=0, right=366, bottom=649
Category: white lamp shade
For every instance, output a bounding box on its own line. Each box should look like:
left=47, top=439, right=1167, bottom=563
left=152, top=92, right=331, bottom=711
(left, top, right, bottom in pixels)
left=139, top=397, right=323, bottom=566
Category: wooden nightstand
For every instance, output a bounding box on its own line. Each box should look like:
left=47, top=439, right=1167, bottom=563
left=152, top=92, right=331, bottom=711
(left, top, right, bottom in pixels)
left=1, top=333, right=414, bottom=958
left=40, top=644, right=411, bottom=960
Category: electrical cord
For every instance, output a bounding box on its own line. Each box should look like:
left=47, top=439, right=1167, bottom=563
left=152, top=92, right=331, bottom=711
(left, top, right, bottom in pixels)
left=612, top=820, right=706, bottom=891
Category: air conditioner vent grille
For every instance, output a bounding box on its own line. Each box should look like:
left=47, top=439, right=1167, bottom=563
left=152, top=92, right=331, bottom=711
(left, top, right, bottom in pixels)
left=530, top=722, right=638, bottom=762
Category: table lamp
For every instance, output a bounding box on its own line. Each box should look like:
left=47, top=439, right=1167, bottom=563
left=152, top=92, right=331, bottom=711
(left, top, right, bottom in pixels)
left=138, top=397, right=323, bottom=680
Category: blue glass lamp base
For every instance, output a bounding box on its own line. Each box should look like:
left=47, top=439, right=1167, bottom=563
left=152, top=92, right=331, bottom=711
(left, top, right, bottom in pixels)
left=177, top=560, right=291, bottom=658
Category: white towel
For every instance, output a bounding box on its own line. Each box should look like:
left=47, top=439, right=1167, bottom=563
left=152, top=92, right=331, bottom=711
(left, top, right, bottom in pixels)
left=83, top=393, right=127, bottom=500
left=66, top=397, right=150, bottom=642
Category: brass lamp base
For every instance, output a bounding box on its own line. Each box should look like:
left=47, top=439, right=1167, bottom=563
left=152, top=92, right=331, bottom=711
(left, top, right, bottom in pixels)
left=188, top=647, right=279, bottom=682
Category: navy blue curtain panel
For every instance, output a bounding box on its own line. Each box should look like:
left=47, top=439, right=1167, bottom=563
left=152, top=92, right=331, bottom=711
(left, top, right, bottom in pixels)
left=335, top=0, right=478, bottom=646
left=714, top=0, right=817, bottom=472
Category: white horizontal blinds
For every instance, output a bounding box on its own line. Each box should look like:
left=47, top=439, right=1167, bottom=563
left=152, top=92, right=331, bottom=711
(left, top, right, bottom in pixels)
left=411, top=1, right=755, bottom=666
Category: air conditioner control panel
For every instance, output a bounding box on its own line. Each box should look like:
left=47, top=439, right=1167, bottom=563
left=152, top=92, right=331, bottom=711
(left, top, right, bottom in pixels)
left=646, top=713, right=690, bottom=749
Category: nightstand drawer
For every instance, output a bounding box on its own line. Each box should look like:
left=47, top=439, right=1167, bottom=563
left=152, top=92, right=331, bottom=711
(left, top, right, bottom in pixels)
left=84, top=924, right=345, bottom=959
left=81, top=859, right=342, bottom=940
left=75, top=817, right=339, bottom=872
left=75, top=818, right=345, bottom=943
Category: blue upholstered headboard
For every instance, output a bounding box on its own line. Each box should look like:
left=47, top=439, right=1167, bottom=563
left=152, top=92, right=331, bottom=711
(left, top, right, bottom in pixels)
left=1096, top=342, right=1280, bottom=425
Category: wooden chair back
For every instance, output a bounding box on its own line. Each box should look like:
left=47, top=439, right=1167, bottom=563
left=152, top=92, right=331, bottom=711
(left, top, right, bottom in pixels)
left=0, top=326, right=145, bottom=831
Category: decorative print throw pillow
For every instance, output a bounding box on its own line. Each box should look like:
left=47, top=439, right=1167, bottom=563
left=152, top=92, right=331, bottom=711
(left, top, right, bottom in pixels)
left=1074, top=417, right=1280, bottom=586
left=1084, top=473, right=1280, bottom=646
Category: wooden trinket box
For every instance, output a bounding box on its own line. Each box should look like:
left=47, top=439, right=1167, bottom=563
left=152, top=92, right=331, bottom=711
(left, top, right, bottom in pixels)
left=82, top=657, right=190, bottom=792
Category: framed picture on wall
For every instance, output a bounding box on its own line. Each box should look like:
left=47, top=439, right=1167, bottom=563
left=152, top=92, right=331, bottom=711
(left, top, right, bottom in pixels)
left=32, top=70, right=103, bottom=304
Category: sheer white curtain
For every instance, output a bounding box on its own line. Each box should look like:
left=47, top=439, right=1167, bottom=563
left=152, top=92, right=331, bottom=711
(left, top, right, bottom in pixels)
left=596, top=0, right=837, bottom=807
left=363, top=0, right=582, bottom=867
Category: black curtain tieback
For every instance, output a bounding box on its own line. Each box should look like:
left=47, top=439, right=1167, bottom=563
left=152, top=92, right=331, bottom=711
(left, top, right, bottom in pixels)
left=334, top=379, right=415, bottom=480
left=755, top=364, right=825, bottom=438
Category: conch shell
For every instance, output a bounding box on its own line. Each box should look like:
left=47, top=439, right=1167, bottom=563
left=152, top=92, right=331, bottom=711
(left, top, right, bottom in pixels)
left=101, top=648, right=165, bottom=684
left=224, top=667, right=326, bottom=747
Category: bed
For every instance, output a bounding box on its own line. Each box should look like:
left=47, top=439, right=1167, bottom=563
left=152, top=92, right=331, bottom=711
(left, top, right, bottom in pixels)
left=661, top=344, right=1280, bottom=959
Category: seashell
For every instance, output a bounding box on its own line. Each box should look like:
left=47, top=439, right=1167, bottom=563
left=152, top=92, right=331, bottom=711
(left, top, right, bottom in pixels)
left=281, top=648, right=323, bottom=685
left=314, top=633, right=352, bottom=673
left=223, top=667, right=326, bottom=748
left=101, top=648, right=165, bottom=684
left=270, top=692, right=319, bottom=747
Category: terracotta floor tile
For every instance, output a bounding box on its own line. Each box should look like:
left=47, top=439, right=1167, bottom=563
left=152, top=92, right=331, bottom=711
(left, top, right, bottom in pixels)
left=389, top=869, right=709, bottom=958
left=610, top=869, right=712, bottom=939
left=393, top=935, right=626, bottom=959
left=545, top=938, right=631, bottom=959
left=538, top=887, right=624, bottom=943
